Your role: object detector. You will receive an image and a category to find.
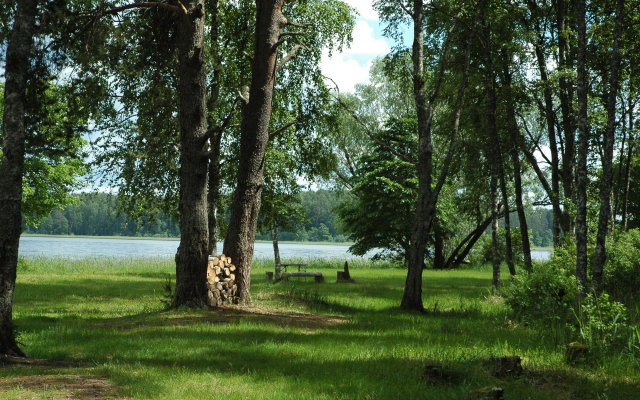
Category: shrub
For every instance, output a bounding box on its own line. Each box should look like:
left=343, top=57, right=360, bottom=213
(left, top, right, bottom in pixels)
left=502, top=260, right=579, bottom=325
left=603, top=229, right=640, bottom=306
left=574, top=292, right=635, bottom=353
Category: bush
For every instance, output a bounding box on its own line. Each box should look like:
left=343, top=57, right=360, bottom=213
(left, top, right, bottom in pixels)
left=574, top=292, right=636, bottom=353
left=502, top=260, right=579, bottom=325
left=603, top=229, right=640, bottom=306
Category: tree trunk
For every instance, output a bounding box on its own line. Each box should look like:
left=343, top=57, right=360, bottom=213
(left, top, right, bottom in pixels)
left=403, top=0, right=431, bottom=312
left=223, top=0, right=285, bottom=304
left=501, top=52, right=533, bottom=271
left=402, top=4, right=470, bottom=310
left=433, top=224, right=445, bottom=269
left=483, top=20, right=515, bottom=276
left=593, top=0, right=625, bottom=291
left=207, top=0, right=222, bottom=257
left=444, top=214, right=493, bottom=269
left=173, top=0, right=210, bottom=308
left=556, top=0, right=576, bottom=227
left=271, top=218, right=281, bottom=267
left=491, top=175, right=501, bottom=289
left=575, top=0, right=589, bottom=289
left=527, top=1, right=565, bottom=245
left=621, top=100, right=634, bottom=230
left=0, top=0, right=37, bottom=357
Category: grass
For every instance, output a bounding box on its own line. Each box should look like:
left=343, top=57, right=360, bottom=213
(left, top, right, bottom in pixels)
left=1, top=257, right=638, bottom=399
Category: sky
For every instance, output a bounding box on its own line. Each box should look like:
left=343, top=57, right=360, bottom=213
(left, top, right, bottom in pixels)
left=320, top=0, right=392, bottom=93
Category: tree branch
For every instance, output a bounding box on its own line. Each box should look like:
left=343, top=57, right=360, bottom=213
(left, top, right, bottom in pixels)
left=269, top=120, right=297, bottom=141
left=95, top=1, right=183, bottom=17
left=276, top=44, right=308, bottom=71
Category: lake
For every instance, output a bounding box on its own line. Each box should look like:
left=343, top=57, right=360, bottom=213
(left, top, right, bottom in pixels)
left=19, top=236, right=552, bottom=261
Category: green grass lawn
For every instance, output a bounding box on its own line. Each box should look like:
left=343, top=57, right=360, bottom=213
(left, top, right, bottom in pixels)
left=1, top=258, right=638, bottom=399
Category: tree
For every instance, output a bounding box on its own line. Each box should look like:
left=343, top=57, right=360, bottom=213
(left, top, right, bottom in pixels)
left=337, top=118, right=417, bottom=262
left=223, top=0, right=354, bottom=304
left=0, top=0, right=37, bottom=357
left=374, top=0, right=472, bottom=311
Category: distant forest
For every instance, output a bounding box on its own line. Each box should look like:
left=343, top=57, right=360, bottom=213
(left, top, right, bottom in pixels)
left=24, top=190, right=554, bottom=246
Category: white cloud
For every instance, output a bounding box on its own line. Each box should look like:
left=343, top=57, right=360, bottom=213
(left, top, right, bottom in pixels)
left=343, top=20, right=389, bottom=56
left=341, top=0, right=379, bottom=20
left=321, top=54, right=373, bottom=93
left=321, top=20, right=389, bottom=93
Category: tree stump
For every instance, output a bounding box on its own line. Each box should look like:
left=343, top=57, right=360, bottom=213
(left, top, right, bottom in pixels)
left=491, top=356, right=522, bottom=377
left=337, top=261, right=355, bottom=283
left=566, top=342, right=589, bottom=364
left=265, top=271, right=274, bottom=282
left=470, top=386, right=504, bottom=400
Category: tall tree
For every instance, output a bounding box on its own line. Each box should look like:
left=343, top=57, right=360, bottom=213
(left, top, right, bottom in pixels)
left=592, top=0, right=626, bottom=291
left=0, top=0, right=37, bottom=357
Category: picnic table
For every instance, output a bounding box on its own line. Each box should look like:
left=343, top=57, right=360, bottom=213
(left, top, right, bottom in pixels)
left=267, top=263, right=324, bottom=283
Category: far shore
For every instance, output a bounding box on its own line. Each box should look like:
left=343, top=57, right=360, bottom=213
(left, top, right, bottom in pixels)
left=22, top=233, right=353, bottom=246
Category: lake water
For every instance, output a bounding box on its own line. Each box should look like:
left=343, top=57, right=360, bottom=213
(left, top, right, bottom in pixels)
left=19, top=236, right=552, bottom=261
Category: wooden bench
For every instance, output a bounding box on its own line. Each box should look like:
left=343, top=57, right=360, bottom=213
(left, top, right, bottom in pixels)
left=267, top=263, right=324, bottom=283
left=279, top=272, right=324, bottom=283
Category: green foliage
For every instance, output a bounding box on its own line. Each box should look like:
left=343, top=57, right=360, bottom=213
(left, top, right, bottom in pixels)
left=574, top=293, right=635, bottom=354
left=1, top=75, right=88, bottom=227
left=473, top=227, right=528, bottom=266
left=337, top=117, right=417, bottom=259
left=503, top=260, right=579, bottom=325
left=603, top=229, right=640, bottom=305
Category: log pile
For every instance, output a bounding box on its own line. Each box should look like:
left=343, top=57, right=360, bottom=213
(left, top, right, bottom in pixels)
left=206, top=254, right=238, bottom=307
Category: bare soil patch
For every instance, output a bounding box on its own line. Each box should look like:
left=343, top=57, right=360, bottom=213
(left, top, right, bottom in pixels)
left=0, top=374, right=123, bottom=400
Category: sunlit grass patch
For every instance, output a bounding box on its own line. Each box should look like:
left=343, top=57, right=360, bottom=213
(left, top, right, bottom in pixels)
left=2, top=258, right=638, bottom=399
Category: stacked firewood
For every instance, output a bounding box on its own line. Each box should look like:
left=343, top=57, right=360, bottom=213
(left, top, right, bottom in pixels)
left=207, top=254, right=238, bottom=306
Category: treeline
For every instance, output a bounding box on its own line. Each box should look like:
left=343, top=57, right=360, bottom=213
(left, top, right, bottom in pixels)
left=24, top=191, right=349, bottom=241
left=25, top=190, right=554, bottom=245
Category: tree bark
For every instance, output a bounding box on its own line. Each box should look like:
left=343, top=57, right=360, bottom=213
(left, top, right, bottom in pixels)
left=501, top=51, right=533, bottom=271
left=491, top=175, right=501, bottom=289
left=555, top=0, right=576, bottom=225
left=593, top=0, right=625, bottom=291
left=403, top=0, right=432, bottom=312
left=0, top=0, right=37, bottom=357
left=526, top=0, right=565, bottom=245
left=223, top=0, right=286, bottom=304
left=621, top=102, right=634, bottom=230
left=402, top=5, right=470, bottom=310
left=206, top=0, right=222, bottom=257
left=433, top=224, right=445, bottom=269
left=483, top=19, right=515, bottom=276
left=575, top=0, right=589, bottom=289
left=443, top=214, right=494, bottom=269
left=271, top=218, right=281, bottom=267
left=173, top=0, right=210, bottom=308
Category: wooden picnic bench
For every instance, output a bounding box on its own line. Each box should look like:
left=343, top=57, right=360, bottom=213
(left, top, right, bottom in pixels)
left=266, top=263, right=324, bottom=283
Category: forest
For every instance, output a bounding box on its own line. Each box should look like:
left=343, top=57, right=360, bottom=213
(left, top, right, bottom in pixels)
left=1, top=0, right=640, bottom=398
left=22, top=191, right=556, bottom=246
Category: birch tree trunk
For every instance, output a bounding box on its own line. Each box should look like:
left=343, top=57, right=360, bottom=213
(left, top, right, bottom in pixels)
left=0, top=0, right=37, bottom=357
left=593, top=0, right=625, bottom=291
left=575, top=0, right=589, bottom=288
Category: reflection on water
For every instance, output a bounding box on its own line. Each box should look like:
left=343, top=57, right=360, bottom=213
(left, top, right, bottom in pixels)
left=20, top=236, right=552, bottom=261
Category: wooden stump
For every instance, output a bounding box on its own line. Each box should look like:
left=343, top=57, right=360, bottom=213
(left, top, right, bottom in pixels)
left=491, top=356, right=522, bottom=377
left=337, top=261, right=355, bottom=283
left=265, top=271, right=274, bottom=282
left=566, top=342, right=589, bottom=364
left=471, top=386, right=504, bottom=400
